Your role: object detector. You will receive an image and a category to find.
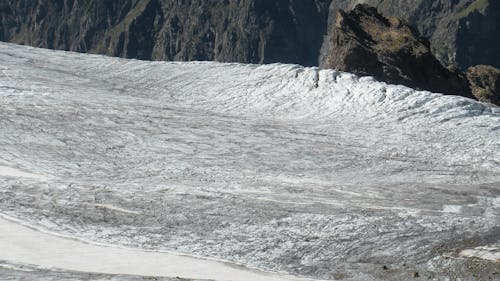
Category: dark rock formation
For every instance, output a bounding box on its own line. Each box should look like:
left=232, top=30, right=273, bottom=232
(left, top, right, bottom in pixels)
left=320, top=0, right=500, bottom=70
left=455, top=1, right=500, bottom=69
left=1, top=0, right=499, bottom=69
left=0, top=0, right=331, bottom=66
left=322, top=4, right=473, bottom=98
left=466, top=65, right=500, bottom=105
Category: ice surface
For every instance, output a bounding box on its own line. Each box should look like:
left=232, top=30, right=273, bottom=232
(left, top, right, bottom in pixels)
left=460, top=245, right=500, bottom=262
left=0, top=42, right=499, bottom=280
left=0, top=214, right=311, bottom=281
left=0, top=166, right=48, bottom=180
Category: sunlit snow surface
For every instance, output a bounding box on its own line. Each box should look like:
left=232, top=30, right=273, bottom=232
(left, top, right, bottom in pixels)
left=0, top=43, right=499, bottom=280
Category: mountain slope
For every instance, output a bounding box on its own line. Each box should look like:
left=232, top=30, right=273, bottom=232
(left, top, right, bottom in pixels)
left=0, top=0, right=331, bottom=66
left=1, top=0, right=499, bottom=69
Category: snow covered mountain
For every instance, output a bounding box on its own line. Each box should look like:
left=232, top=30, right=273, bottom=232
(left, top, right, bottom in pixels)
left=0, top=43, right=499, bottom=280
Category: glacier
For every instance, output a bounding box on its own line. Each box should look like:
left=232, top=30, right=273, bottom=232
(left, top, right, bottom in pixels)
left=0, top=42, right=499, bottom=281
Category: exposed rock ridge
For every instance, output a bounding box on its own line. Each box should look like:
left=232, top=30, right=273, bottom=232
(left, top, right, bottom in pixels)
left=322, top=4, right=473, bottom=98
left=320, top=0, right=500, bottom=70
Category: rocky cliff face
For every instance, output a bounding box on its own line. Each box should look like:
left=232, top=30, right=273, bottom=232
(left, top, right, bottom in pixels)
left=322, top=4, right=473, bottom=98
left=320, top=0, right=500, bottom=70
left=0, top=0, right=331, bottom=66
left=1, top=0, right=498, bottom=69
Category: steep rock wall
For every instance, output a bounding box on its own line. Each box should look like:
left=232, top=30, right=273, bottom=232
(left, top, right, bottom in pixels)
left=0, top=0, right=331, bottom=66
left=1, top=0, right=499, bottom=84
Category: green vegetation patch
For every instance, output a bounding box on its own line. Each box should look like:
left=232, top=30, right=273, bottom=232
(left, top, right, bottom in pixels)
left=454, top=0, right=489, bottom=20
left=107, top=0, right=151, bottom=37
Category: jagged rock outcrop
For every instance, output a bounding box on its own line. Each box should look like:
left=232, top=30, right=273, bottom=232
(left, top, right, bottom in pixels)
left=466, top=65, right=500, bottom=105
left=322, top=4, right=473, bottom=98
left=320, top=0, right=500, bottom=70
left=0, top=0, right=331, bottom=66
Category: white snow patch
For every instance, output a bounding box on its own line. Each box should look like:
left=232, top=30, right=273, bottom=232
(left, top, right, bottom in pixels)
left=0, top=166, right=47, bottom=181
left=492, top=197, right=500, bottom=208
left=459, top=246, right=500, bottom=262
left=0, top=214, right=317, bottom=281
left=442, top=205, right=462, bottom=214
